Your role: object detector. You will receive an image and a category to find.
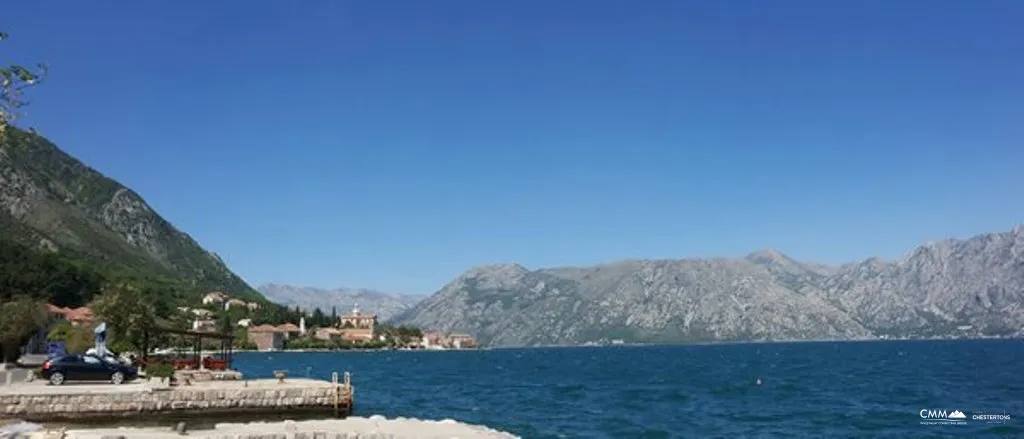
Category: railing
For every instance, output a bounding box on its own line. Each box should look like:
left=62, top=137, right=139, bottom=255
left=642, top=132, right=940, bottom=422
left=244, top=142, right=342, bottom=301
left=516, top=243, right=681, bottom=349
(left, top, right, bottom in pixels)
left=143, top=357, right=231, bottom=371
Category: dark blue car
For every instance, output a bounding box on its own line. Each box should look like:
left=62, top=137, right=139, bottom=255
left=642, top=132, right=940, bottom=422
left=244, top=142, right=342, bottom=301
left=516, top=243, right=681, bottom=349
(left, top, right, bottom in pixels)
left=40, top=354, right=138, bottom=385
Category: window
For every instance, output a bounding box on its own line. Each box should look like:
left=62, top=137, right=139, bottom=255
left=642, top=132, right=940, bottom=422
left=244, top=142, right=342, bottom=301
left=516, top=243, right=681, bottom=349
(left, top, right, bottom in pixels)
left=82, top=355, right=101, bottom=365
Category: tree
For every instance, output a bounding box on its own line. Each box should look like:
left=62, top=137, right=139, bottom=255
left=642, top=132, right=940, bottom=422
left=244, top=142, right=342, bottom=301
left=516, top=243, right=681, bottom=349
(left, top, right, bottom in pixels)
left=0, top=239, right=104, bottom=307
left=46, top=320, right=93, bottom=353
left=91, top=284, right=158, bottom=353
left=0, top=297, right=48, bottom=362
left=217, top=310, right=233, bottom=334
left=0, top=32, right=46, bottom=135
left=311, top=307, right=328, bottom=327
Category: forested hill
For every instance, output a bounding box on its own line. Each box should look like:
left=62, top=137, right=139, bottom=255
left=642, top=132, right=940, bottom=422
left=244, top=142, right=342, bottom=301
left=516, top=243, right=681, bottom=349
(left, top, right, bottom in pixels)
left=0, top=127, right=263, bottom=306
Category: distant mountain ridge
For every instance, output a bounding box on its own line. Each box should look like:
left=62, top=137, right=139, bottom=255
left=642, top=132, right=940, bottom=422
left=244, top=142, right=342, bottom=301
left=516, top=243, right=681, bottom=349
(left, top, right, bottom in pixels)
left=0, top=127, right=262, bottom=302
left=392, top=226, right=1024, bottom=347
left=258, top=283, right=425, bottom=322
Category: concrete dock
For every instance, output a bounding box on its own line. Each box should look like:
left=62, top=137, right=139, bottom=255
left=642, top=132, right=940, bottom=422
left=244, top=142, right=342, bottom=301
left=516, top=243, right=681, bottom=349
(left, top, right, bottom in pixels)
left=0, top=375, right=353, bottom=424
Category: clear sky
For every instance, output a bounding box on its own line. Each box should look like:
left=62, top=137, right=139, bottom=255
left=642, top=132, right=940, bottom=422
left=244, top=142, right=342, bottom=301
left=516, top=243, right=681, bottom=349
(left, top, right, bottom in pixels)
left=4, top=1, right=1023, bottom=294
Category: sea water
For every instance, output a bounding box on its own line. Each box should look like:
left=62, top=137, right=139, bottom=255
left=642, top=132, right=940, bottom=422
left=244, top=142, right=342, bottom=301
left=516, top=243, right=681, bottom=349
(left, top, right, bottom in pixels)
left=233, top=339, right=1024, bottom=438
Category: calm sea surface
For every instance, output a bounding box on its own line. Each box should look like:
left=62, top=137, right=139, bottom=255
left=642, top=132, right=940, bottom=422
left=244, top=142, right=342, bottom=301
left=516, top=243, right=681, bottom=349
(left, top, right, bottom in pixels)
left=232, top=339, right=1024, bottom=438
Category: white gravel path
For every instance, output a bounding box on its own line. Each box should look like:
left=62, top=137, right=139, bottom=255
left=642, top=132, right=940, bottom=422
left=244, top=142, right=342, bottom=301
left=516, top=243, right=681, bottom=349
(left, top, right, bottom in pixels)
left=14, top=417, right=521, bottom=439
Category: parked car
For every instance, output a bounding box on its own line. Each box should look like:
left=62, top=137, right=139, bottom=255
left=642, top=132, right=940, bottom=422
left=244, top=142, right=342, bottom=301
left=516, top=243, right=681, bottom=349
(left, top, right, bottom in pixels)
left=15, top=354, right=48, bottom=368
left=39, top=354, right=138, bottom=385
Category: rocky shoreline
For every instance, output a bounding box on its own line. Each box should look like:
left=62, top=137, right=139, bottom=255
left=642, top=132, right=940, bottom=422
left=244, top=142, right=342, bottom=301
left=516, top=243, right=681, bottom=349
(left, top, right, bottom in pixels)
left=1, top=417, right=519, bottom=439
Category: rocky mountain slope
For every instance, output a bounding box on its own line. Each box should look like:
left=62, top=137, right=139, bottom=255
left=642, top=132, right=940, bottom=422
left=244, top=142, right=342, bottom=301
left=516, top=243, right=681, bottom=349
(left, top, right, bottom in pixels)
left=258, top=283, right=424, bottom=322
left=0, top=127, right=262, bottom=302
left=392, top=226, right=1024, bottom=346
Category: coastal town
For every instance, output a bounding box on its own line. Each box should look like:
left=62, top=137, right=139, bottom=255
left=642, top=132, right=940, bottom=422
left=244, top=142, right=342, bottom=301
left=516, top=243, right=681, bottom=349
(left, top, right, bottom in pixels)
left=31, top=291, right=477, bottom=357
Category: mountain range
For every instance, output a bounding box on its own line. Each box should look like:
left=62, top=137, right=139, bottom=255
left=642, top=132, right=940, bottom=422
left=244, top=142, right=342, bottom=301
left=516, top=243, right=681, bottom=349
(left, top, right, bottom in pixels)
left=392, top=226, right=1024, bottom=346
left=6, top=128, right=1022, bottom=347
left=258, top=283, right=424, bottom=321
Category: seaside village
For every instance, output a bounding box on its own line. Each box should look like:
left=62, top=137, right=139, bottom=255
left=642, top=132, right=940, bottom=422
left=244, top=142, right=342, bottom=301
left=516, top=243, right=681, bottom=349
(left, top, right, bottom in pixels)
left=0, top=290, right=482, bottom=436
left=35, top=291, right=477, bottom=354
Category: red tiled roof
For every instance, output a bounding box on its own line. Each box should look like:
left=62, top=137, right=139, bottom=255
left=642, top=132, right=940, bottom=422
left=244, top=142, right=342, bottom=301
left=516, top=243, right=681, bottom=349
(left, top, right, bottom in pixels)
left=248, top=324, right=278, bottom=333
left=47, top=304, right=93, bottom=322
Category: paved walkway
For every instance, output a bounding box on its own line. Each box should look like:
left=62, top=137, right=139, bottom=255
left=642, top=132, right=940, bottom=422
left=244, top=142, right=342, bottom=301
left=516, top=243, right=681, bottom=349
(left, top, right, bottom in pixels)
left=0, top=377, right=339, bottom=395
left=0, top=369, right=30, bottom=386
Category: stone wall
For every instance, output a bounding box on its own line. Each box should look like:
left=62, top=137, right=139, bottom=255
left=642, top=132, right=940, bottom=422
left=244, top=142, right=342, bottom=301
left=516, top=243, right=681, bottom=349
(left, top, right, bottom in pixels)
left=0, top=380, right=351, bottom=422
left=248, top=331, right=284, bottom=351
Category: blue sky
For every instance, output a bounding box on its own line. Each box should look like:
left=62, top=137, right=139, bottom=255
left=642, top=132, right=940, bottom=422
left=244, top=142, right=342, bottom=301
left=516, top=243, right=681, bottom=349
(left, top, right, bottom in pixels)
left=4, top=1, right=1023, bottom=294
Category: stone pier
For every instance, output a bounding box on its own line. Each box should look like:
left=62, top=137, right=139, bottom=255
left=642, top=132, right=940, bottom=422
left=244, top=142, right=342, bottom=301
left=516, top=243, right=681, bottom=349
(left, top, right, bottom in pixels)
left=0, top=376, right=353, bottom=423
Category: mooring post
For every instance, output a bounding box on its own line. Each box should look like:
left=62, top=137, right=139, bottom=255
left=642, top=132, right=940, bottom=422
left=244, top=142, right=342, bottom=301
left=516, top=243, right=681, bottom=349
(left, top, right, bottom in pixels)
left=345, top=372, right=353, bottom=414
left=334, top=383, right=341, bottom=417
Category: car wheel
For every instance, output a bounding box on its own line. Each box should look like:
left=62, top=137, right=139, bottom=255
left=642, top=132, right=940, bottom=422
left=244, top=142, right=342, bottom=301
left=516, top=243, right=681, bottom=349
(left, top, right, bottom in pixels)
left=49, top=372, right=65, bottom=386
left=111, top=371, right=125, bottom=385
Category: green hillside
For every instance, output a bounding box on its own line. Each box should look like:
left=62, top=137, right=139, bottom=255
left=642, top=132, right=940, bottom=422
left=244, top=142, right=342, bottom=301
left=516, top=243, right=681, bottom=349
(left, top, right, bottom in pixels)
left=0, top=127, right=264, bottom=306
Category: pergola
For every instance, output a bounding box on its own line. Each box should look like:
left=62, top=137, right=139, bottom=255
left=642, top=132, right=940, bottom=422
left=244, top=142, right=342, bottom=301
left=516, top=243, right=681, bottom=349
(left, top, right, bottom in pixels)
left=141, top=326, right=235, bottom=370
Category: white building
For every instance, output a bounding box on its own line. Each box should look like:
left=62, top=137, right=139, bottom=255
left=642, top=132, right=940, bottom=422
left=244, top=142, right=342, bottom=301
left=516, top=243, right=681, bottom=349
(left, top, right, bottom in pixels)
left=202, top=292, right=229, bottom=305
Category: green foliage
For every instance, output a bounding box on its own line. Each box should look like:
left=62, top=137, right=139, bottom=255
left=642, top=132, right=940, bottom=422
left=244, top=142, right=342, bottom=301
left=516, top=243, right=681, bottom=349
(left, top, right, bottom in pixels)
left=146, top=363, right=175, bottom=382
left=354, top=339, right=388, bottom=350
left=46, top=320, right=93, bottom=353
left=0, top=239, right=104, bottom=307
left=239, top=340, right=258, bottom=350
left=321, top=338, right=387, bottom=350
left=309, top=308, right=330, bottom=327
left=250, top=303, right=305, bottom=326
left=375, top=324, right=423, bottom=346
left=0, top=127, right=267, bottom=305
left=46, top=320, right=71, bottom=342
left=0, top=31, right=46, bottom=135
left=91, top=285, right=158, bottom=353
left=0, top=298, right=48, bottom=362
left=284, top=336, right=329, bottom=350
left=233, top=327, right=257, bottom=350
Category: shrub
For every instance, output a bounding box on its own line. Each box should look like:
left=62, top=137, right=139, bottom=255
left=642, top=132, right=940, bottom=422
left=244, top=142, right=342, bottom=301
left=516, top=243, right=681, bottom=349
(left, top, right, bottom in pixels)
left=146, top=363, right=175, bottom=383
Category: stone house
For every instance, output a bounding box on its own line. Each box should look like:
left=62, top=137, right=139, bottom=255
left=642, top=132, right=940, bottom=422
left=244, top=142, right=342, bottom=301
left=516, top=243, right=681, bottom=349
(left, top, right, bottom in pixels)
left=190, top=308, right=215, bottom=318
left=224, top=298, right=247, bottom=311
left=192, top=318, right=217, bottom=332
left=314, top=327, right=343, bottom=341
left=338, top=305, right=376, bottom=342
left=276, top=323, right=302, bottom=339
left=46, top=305, right=93, bottom=326
left=447, top=333, right=477, bottom=349
left=247, top=324, right=284, bottom=351
left=202, top=291, right=229, bottom=306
